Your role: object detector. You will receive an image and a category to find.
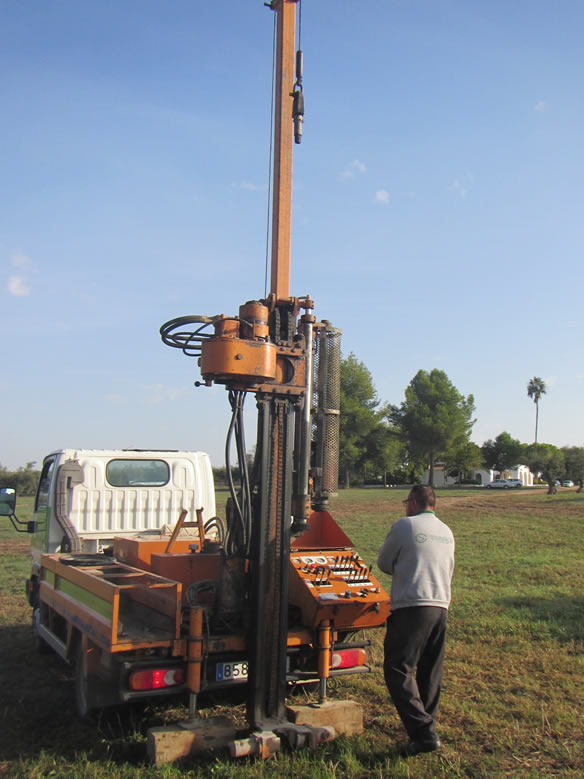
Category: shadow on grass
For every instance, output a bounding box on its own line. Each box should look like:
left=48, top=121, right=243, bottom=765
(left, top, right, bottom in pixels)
left=0, top=623, right=193, bottom=767
left=498, top=596, right=584, bottom=643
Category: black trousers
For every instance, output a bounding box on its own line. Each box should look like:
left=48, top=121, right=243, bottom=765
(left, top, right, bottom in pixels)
left=383, top=606, right=447, bottom=742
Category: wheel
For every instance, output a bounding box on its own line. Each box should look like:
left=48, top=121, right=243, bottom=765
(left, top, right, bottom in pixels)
left=32, top=607, right=51, bottom=654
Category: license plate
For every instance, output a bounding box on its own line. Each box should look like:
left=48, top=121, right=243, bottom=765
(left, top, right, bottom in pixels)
left=216, top=661, right=248, bottom=682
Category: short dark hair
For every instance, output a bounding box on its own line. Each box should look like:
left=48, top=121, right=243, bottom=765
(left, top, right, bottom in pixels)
left=409, top=485, right=436, bottom=509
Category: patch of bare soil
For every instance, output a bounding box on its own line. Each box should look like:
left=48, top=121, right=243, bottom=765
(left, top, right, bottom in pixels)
left=332, top=490, right=584, bottom=521
left=438, top=491, right=584, bottom=518
left=0, top=539, right=31, bottom=555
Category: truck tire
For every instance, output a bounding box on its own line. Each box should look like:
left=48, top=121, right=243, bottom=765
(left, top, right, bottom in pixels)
left=32, top=607, right=51, bottom=654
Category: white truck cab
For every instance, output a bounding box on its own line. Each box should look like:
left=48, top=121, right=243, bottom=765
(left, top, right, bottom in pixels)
left=30, top=449, right=215, bottom=570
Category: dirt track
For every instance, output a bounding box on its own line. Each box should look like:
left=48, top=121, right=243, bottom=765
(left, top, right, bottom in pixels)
left=332, top=488, right=584, bottom=520
left=437, top=490, right=584, bottom=517
left=0, top=538, right=31, bottom=555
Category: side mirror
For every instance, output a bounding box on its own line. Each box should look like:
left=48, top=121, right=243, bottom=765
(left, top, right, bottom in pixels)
left=0, top=487, right=32, bottom=533
left=0, top=487, right=16, bottom=515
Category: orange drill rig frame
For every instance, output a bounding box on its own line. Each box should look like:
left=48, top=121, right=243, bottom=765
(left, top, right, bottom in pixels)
left=160, top=0, right=391, bottom=756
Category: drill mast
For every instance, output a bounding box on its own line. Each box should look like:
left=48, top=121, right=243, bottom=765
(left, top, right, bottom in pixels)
left=161, top=0, right=341, bottom=732
left=270, top=0, right=297, bottom=302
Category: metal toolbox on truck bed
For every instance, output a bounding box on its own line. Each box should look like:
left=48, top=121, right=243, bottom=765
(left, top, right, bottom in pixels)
left=39, top=554, right=182, bottom=652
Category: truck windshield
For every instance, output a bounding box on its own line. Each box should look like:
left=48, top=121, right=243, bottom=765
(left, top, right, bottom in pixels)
left=106, top=459, right=170, bottom=488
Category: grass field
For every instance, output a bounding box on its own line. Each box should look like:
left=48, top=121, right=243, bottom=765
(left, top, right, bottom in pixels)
left=1, top=488, right=583, bottom=777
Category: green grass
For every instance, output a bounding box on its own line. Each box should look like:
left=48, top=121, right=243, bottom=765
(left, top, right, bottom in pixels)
left=1, top=488, right=583, bottom=777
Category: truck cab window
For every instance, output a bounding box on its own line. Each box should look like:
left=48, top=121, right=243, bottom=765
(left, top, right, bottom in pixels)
left=35, top=458, right=56, bottom=511
left=106, top=459, right=170, bottom=488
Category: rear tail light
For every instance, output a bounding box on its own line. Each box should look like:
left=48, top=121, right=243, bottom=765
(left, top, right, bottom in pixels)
left=330, top=648, right=367, bottom=669
left=128, top=666, right=185, bottom=691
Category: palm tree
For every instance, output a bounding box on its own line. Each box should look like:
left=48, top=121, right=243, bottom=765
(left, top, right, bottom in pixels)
left=527, top=377, right=547, bottom=445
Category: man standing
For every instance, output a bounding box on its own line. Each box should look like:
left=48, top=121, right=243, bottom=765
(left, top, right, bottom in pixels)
left=377, top=485, right=455, bottom=757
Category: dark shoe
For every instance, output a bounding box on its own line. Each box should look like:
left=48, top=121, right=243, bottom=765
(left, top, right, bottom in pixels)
left=399, top=737, right=441, bottom=757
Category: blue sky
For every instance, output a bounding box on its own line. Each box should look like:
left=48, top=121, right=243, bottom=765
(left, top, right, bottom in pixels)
left=2, top=0, right=583, bottom=470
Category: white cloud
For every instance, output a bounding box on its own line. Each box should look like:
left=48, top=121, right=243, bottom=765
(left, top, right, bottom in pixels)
left=233, top=181, right=267, bottom=192
left=8, top=276, right=31, bottom=296
left=105, top=393, right=126, bottom=405
left=11, top=251, right=32, bottom=269
left=7, top=252, right=33, bottom=296
left=373, top=189, right=389, bottom=205
left=143, top=384, right=189, bottom=404
left=535, top=100, right=546, bottom=112
left=341, top=159, right=368, bottom=179
left=10, top=252, right=32, bottom=268
left=452, top=173, right=473, bottom=199
left=452, top=180, right=467, bottom=198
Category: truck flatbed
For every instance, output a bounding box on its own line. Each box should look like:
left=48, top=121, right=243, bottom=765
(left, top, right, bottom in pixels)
left=40, top=554, right=182, bottom=653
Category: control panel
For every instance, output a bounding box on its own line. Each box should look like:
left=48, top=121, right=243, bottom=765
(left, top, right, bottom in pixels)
left=288, top=550, right=390, bottom=630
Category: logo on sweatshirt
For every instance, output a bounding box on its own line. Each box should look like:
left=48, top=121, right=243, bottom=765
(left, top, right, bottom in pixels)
left=416, top=533, right=453, bottom=544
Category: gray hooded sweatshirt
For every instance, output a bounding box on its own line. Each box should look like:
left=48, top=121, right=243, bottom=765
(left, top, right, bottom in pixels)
left=377, top=510, right=455, bottom=611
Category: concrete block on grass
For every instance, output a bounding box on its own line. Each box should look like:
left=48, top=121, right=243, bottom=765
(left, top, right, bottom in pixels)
left=147, top=716, right=236, bottom=765
left=286, top=700, right=363, bottom=736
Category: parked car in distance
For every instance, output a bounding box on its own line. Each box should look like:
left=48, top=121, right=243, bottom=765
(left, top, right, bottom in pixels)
left=485, top=479, right=521, bottom=489
left=562, top=480, right=574, bottom=487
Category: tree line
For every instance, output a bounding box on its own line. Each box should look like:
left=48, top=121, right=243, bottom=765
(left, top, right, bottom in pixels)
left=0, top=462, right=40, bottom=496
left=3, top=364, right=581, bottom=497
left=339, top=354, right=584, bottom=494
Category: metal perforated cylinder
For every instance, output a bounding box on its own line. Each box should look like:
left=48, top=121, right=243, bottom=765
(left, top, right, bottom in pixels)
left=312, top=323, right=341, bottom=500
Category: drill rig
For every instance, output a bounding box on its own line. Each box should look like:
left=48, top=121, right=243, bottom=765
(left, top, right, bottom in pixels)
left=159, top=0, right=389, bottom=751
left=16, top=2, right=389, bottom=761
